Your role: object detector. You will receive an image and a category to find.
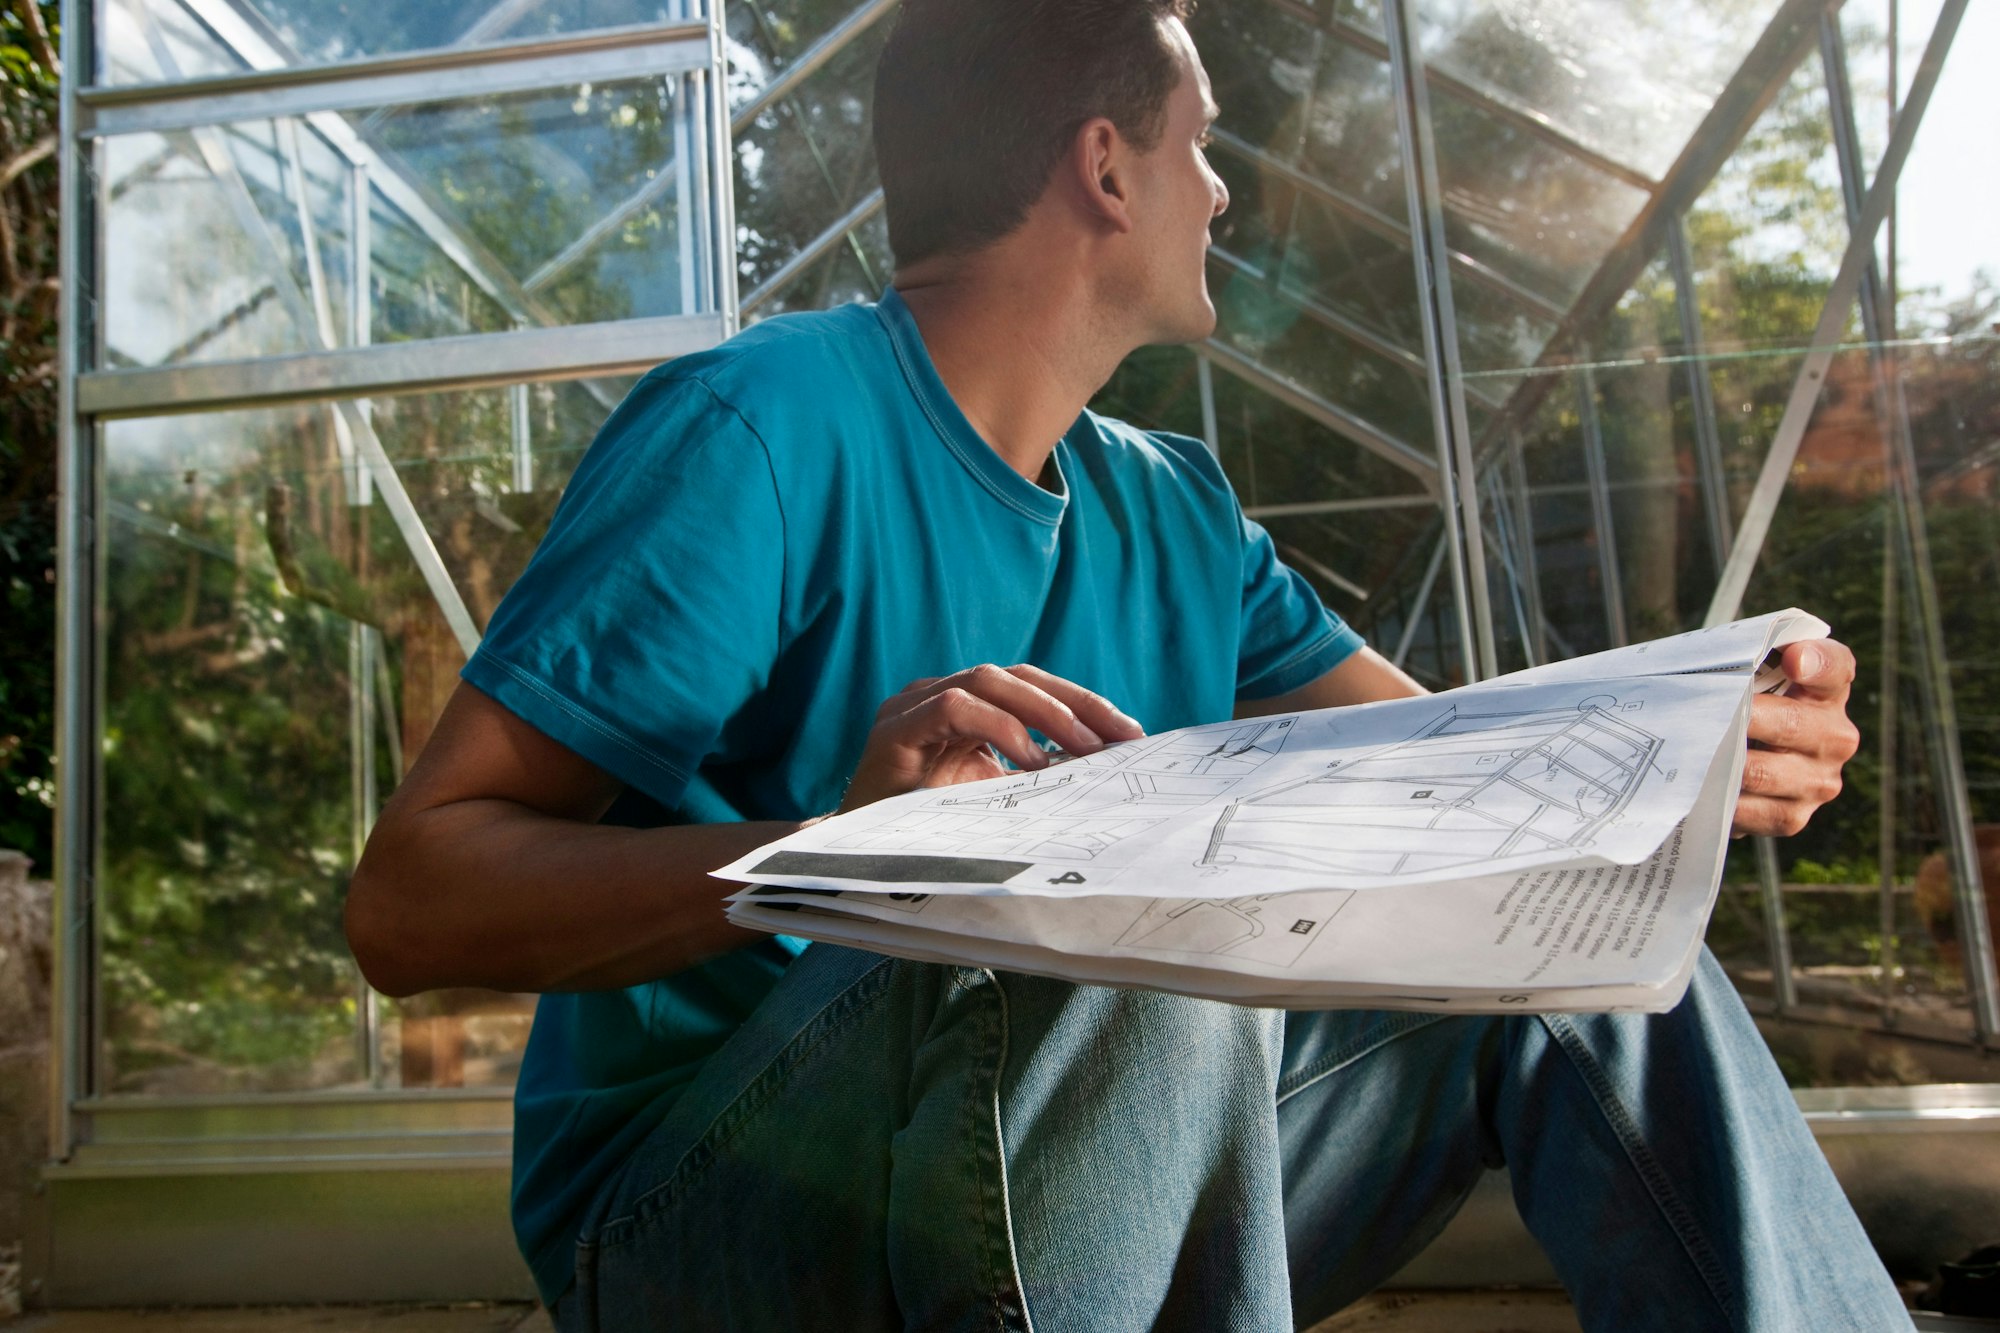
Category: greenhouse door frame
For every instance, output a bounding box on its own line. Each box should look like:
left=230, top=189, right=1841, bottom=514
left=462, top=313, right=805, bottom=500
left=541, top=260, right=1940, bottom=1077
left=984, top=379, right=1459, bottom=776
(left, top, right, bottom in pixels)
left=39, top=0, right=740, bottom=1305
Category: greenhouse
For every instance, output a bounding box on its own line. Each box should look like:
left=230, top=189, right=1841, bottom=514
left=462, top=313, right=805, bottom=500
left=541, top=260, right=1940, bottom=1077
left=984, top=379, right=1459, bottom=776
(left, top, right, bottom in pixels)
left=24, top=0, right=2000, bottom=1311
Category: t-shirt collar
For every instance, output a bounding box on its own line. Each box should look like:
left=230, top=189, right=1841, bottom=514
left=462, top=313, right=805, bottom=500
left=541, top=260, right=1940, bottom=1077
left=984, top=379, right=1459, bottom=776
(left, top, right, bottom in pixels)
left=875, top=285, right=1070, bottom=527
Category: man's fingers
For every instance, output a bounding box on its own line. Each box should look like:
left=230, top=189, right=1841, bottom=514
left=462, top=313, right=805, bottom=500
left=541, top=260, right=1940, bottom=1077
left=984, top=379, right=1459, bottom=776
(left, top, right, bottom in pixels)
left=1747, top=691, right=1862, bottom=761
left=1732, top=794, right=1814, bottom=840
left=1778, top=638, right=1856, bottom=704
left=899, top=687, right=1050, bottom=773
left=1001, top=664, right=1148, bottom=742
left=1740, top=748, right=1842, bottom=806
left=908, top=663, right=1135, bottom=756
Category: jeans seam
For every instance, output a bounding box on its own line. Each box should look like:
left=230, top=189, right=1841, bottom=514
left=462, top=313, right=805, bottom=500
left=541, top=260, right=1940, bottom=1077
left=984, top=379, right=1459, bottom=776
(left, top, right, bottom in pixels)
left=1275, top=1013, right=1444, bottom=1105
left=592, top=955, right=897, bottom=1250
left=965, top=970, right=1034, bottom=1333
left=1541, top=1013, right=1740, bottom=1324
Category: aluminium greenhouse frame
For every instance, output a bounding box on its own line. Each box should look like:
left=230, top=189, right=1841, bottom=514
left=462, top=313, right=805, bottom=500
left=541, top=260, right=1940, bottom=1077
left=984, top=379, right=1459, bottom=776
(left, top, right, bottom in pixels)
left=40, top=0, right=2000, bottom=1307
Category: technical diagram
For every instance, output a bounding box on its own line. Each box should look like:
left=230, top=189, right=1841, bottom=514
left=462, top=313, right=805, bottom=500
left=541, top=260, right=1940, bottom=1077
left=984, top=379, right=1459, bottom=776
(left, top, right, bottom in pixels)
left=1201, top=698, right=1662, bottom=879
left=825, top=717, right=1299, bottom=863
left=1111, top=892, right=1349, bottom=968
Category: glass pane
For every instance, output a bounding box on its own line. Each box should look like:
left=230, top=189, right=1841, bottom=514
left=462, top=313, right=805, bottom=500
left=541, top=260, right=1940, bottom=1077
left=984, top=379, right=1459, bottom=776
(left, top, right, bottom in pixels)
left=727, top=0, right=886, bottom=115
left=99, top=72, right=713, bottom=369
left=732, top=18, right=885, bottom=300
left=1196, top=5, right=1407, bottom=225
left=104, top=0, right=702, bottom=84
left=1201, top=363, right=1434, bottom=608
left=99, top=379, right=620, bottom=1093
left=1415, top=0, right=1787, bottom=181
left=1091, top=345, right=1208, bottom=445
left=1427, top=92, right=1649, bottom=309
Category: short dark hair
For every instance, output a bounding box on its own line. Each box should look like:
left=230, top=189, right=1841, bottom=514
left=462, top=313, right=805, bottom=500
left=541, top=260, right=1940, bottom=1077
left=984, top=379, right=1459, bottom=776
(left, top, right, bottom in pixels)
left=872, top=0, right=1194, bottom=267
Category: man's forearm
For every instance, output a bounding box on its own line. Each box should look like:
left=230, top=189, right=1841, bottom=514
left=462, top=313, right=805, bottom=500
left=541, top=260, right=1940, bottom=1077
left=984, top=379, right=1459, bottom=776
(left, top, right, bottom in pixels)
left=347, top=805, right=796, bottom=996
left=1235, top=646, right=1428, bottom=718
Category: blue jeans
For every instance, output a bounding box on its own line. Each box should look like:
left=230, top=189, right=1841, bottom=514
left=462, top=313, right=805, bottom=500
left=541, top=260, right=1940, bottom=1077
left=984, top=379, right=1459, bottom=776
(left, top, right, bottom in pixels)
left=549, top=945, right=1910, bottom=1331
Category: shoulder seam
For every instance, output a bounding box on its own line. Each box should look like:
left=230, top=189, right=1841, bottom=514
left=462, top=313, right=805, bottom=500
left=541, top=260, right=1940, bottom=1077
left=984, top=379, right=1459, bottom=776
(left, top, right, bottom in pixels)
left=678, top=379, right=791, bottom=660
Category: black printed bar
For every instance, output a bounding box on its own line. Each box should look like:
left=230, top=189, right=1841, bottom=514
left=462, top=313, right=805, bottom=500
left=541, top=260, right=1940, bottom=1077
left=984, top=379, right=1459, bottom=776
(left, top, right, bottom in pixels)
left=750, top=851, right=1033, bottom=884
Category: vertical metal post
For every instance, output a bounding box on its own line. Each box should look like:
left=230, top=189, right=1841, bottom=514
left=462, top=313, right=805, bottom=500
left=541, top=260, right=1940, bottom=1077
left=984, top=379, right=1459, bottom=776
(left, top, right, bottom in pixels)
left=1878, top=509, right=1902, bottom=1017
left=1505, top=428, right=1549, bottom=666
left=1666, top=216, right=1734, bottom=574
left=709, top=0, right=741, bottom=330
left=1483, top=469, right=1536, bottom=671
left=670, top=0, right=700, bottom=313
left=1381, top=0, right=1497, bottom=682
left=52, top=0, right=96, bottom=1159
left=347, top=624, right=380, bottom=1085
left=1822, top=12, right=1998, bottom=1040
left=1575, top=362, right=1628, bottom=648
left=1392, top=533, right=1450, bottom=670
left=1196, top=353, right=1220, bottom=459
left=347, top=160, right=373, bottom=506
left=1757, top=836, right=1798, bottom=1013
left=510, top=378, right=535, bottom=493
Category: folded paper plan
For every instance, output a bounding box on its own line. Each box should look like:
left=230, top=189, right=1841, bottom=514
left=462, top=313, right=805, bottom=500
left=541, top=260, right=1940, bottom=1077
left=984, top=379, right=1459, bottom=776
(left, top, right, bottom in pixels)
left=719, top=610, right=1828, bottom=1012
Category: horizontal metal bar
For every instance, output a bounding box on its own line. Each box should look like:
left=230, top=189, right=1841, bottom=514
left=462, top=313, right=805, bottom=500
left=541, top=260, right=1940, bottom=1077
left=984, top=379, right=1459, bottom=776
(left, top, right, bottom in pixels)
left=79, top=21, right=711, bottom=136
left=1197, top=337, right=1436, bottom=479
left=76, top=1087, right=513, bottom=1113
left=741, top=186, right=886, bottom=315
left=45, top=1150, right=512, bottom=1179
left=77, top=314, right=725, bottom=416
left=731, top=0, right=899, bottom=134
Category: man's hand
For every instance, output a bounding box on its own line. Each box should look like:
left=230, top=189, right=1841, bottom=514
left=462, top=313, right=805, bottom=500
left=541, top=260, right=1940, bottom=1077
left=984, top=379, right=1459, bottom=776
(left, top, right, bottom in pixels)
left=840, top=664, right=1147, bottom=813
left=1733, top=638, right=1861, bottom=838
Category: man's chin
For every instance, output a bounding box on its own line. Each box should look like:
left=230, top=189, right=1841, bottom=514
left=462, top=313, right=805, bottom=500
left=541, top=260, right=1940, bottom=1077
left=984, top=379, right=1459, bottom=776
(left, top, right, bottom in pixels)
left=1150, top=300, right=1219, bottom=348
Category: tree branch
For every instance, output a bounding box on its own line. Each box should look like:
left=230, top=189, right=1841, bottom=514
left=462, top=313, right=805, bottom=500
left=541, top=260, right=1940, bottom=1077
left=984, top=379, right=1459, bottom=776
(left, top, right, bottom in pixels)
left=12, top=0, right=57, bottom=81
left=0, top=136, right=54, bottom=193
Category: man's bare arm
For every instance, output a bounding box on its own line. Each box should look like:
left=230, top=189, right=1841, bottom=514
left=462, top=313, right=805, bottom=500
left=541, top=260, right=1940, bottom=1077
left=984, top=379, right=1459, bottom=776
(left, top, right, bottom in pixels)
left=1233, top=646, right=1427, bottom=718
left=345, top=684, right=786, bottom=997
left=346, top=666, right=1143, bottom=998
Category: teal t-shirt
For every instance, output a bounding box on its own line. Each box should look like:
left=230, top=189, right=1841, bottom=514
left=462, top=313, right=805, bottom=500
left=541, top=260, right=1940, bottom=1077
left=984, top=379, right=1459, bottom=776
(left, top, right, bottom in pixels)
left=462, top=288, right=1364, bottom=1303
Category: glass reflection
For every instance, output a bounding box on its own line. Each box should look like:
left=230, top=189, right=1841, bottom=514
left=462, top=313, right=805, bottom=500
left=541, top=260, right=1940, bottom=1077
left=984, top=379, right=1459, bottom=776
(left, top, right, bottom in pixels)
left=99, top=73, right=709, bottom=369
left=1413, top=0, right=1782, bottom=181
left=99, top=381, right=616, bottom=1093
left=731, top=14, right=886, bottom=302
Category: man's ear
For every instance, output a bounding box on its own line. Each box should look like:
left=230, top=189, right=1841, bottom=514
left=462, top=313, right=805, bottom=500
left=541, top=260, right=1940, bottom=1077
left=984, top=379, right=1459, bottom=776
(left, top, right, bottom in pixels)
left=1067, top=117, right=1136, bottom=235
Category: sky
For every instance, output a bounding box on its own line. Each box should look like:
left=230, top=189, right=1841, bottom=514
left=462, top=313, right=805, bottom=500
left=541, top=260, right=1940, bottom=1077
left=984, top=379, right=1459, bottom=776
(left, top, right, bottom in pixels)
left=1886, top=0, right=1996, bottom=315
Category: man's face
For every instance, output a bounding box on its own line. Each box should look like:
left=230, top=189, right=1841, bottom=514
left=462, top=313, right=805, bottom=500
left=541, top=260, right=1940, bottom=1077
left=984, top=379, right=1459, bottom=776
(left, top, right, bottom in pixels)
left=1124, top=19, right=1230, bottom=345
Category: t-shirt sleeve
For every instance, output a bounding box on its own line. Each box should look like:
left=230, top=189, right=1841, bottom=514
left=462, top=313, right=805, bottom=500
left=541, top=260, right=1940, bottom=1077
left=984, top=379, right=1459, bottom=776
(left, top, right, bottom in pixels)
left=461, top=373, right=784, bottom=809
left=1234, top=510, right=1366, bottom=700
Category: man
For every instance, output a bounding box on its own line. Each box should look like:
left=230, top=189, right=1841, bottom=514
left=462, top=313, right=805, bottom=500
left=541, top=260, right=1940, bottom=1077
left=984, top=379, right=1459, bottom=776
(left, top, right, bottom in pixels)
left=347, top=2, right=1907, bottom=1328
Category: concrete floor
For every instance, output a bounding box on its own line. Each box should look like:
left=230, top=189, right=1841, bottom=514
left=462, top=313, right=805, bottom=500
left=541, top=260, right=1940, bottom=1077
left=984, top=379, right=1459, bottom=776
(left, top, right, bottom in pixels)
left=2, top=1293, right=1589, bottom=1332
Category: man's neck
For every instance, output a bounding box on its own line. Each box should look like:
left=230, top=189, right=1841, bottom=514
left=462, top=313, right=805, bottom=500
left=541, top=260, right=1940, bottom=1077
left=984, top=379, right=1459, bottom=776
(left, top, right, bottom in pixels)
left=894, top=251, right=1133, bottom=485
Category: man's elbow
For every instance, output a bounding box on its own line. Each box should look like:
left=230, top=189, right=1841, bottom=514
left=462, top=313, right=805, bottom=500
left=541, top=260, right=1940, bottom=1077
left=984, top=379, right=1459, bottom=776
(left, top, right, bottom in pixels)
left=344, top=839, right=432, bottom=1000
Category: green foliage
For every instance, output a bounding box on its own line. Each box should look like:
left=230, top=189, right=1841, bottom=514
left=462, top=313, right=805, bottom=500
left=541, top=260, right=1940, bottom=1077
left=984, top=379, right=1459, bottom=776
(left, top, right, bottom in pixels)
left=0, top=1, right=59, bottom=870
